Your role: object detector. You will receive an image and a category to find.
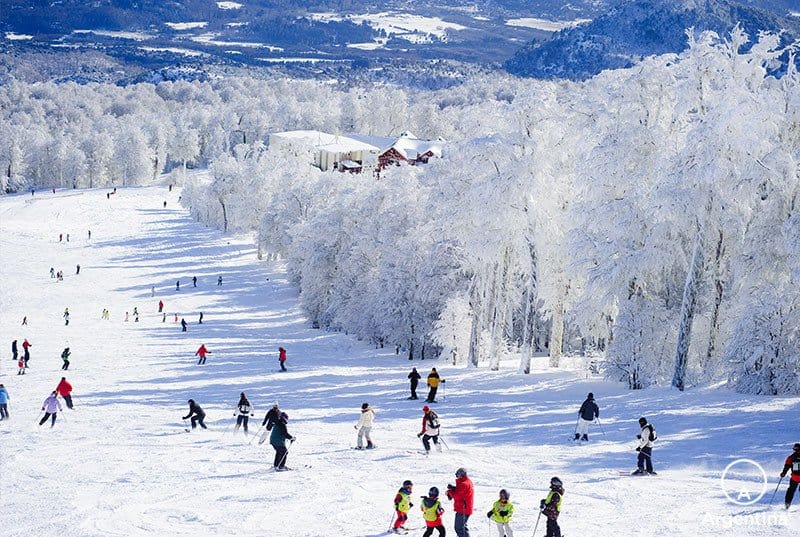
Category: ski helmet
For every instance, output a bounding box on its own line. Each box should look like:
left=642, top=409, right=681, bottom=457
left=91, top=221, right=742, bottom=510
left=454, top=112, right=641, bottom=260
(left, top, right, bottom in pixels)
left=455, top=467, right=467, bottom=478
left=423, top=405, right=430, bottom=412
left=638, top=417, right=647, bottom=426
left=550, top=476, right=563, bottom=488
left=403, top=480, right=413, bottom=488
left=361, top=402, right=369, bottom=410
left=587, top=392, right=594, bottom=399
left=794, top=443, right=800, bottom=451
left=499, top=489, right=510, bottom=500
left=428, top=487, right=439, bottom=498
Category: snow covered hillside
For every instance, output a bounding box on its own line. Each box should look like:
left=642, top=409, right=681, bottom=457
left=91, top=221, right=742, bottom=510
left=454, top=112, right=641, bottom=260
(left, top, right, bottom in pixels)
left=0, top=185, right=797, bottom=536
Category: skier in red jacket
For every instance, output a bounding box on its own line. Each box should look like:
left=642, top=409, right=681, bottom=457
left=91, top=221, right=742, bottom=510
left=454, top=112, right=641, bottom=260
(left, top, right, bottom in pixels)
left=279, top=347, right=287, bottom=371
left=781, top=443, right=800, bottom=509
left=56, top=377, right=73, bottom=409
left=195, top=344, right=210, bottom=365
left=446, top=467, right=474, bottom=537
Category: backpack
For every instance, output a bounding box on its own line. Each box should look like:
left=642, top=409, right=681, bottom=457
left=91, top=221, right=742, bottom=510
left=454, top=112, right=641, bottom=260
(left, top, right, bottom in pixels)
left=427, top=411, right=440, bottom=429
left=646, top=424, right=657, bottom=442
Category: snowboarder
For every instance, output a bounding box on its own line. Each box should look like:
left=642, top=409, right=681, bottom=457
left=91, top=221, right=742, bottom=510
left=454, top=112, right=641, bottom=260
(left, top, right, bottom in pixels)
left=486, top=489, right=514, bottom=537
left=421, top=487, right=446, bottom=537
left=408, top=367, right=421, bottom=399
left=575, top=392, right=599, bottom=441
left=63, top=308, right=70, bottom=326
left=270, top=411, right=295, bottom=470
left=426, top=368, right=440, bottom=403
left=182, top=399, right=207, bottom=429
left=217, top=275, right=223, bottom=286
left=192, top=276, right=197, bottom=287
left=0, top=384, right=9, bottom=420
left=279, top=347, right=287, bottom=371
left=60, top=347, right=71, bottom=370
left=195, top=344, right=210, bottom=365
left=56, top=377, right=73, bottom=409
left=12, top=339, right=18, bottom=361
left=158, top=300, right=164, bottom=313
left=417, top=406, right=441, bottom=454
left=181, top=318, right=187, bottom=332
left=39, top=391, right=63, bottom=427
left=446, top=467, right=474, bottom=537
left=234, top=392, right=254, bottom=435
left=355, top=402, right=375, bottom=449
left=392, top=480, right=414, bottom=533
left=780, top=442, right=800, bottom=509
left=633, top=417, right=657, bottom=475
left=75, top=264, right=80, bottom=275
left=198, top=312, right=203, bottom=324
left=22, top=339, right=31, bottom=368
left=540, top=477, right=564, bottom=537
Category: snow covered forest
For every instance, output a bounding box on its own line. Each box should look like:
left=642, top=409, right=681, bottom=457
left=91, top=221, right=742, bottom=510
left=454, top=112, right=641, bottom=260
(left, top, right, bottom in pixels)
left=3, top=28, right=799, bottom=394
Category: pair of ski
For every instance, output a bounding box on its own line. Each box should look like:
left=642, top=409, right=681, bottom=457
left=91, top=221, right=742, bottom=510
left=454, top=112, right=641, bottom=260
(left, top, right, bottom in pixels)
left=611, top=470, right=659, bottom=476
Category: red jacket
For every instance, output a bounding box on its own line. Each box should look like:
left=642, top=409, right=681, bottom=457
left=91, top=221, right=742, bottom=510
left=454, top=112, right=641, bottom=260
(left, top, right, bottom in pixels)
left=279, top=348, right=287, bottom=362
left=22, top=340, right=31, bottom=350
left=56, top=379, right=72, bottom=396
left=196, top=345, right=209, bottom=358
left=784, top=454, right=800, bottom=483
left=447, top=475, right=474, bottom=515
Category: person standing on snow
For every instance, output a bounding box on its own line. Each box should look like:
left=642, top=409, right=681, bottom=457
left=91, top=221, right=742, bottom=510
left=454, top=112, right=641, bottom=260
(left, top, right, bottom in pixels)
left=421, top=487, right=446, bottom=537
left=258, top=402, right=281, bottom=445
left=270, top=411, right=295, bottom=470
left=12, top=339, right=18, bottom=362
left=780, top=442, right=800, bottom=509
left=181, top=318, right=187, bottom=332
left=39, top=391, right=63, bottom=427
left=234, top=392, right=254, bottom=435
left=17, top=357, right=25, bottom=375
left=0, top=384, right=10, bottom=420
left=60, top=347, right=71, bottom=370
left=446, top=467, right=474, bottom=537
left=486, top=489, right=514, bottom=537
left=575, top=392, right=599, bottom=441
left=63, top=308, right=70, bottom=326
left=182, top=399, right=207, bottom=429
left=633, top=417, right=657, bottom=475
left=195, top=344, right=210, bottom=365
left=540, top=477, right=564, bottom=537
left=22, top=339, right=31, bottom=368
left=192, top=276, right=197, bottom=287
left=417, top=406, right=441, bottom=454
left=426, top=368, right=440, bottom=403
left=355, top=402, right=375, bottom=449
left=217, top=276, right=223, bottom=286
left=158, top=300, right=164, bottom=313
left=56, top=377, right=73, bottom=409
left=176, top=280, right=180, bottom=292
left=392, top=480, right=414, bottom=534
left=408, top=367, right=421, bottom=400
left=278, top=347, right=287, bottom=371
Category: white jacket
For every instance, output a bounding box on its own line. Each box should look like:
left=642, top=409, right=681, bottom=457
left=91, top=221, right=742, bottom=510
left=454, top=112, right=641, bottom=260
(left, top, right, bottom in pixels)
left=638, top=424, right=655, bottom=449
left=357, top=408, right=375, bottom=428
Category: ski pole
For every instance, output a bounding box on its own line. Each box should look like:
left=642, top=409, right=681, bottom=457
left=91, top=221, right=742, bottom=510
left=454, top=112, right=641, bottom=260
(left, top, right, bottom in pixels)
left=574, top=415, right=580, bottom=436
left=532, top=509, right=542, bottom=537
left=439, top=436, right=450, bottom=451
left=249, top=425, right=265, bottom=444
left=769, top=476, right=784, bottom=505
left=387, top=511, right=396, bottom=532
left=183, top=418, right=190, bottom=432
left=596, top=417, right=606, bottom=438
left=277, top=439, right=294, bottom=468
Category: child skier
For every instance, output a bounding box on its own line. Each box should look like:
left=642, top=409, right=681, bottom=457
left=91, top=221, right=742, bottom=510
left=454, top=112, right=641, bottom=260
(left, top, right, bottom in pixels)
left=633, top=417, right=657, bottom=475
left=0, top=384, right=9, bottom=420
left=421, top=487, right=446, bottom=537
left=182, top=399, right=207, bottom=429
left=355, top=402, right=375, bottom=449
left=486, top=489, right=514, bottom=537
left=278, top=347, right=287, bottom=371
left=233, top=392, right=253, bottom=434
left=17, top=358, right=25, bottom=375
left=539, top=477, right=564, bottom=537
left=392, top=480, right=414, bottom=534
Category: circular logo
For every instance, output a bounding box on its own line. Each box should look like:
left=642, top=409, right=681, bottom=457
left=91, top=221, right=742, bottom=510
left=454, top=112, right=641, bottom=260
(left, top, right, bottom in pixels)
left=720, top=459, right=767, bottom=506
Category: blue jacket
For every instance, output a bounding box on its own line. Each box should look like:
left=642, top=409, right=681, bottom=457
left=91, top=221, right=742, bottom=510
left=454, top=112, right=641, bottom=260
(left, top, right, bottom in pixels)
left=0, top=387, right=8, bottom=404
left=269, top=418, right=294, bottom=447
left=579, top=398, right=599, bottom=421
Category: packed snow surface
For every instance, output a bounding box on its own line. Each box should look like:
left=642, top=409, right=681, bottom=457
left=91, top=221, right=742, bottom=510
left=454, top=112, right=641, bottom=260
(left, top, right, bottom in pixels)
left=0, top=184, right=797, bottom=536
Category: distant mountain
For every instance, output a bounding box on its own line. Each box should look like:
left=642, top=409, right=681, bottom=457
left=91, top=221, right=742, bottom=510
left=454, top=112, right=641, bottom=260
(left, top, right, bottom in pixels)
left=504, top=0, right=800, bottom=80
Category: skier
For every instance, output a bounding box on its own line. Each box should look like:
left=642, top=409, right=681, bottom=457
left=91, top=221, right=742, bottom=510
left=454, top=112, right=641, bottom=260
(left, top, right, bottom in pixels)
left=22, top=338, right=31, bottom=368
left=780, top=442, right=800, bottom=509
left=192, top=276, right=197, bottom=287
left=163, top=200, right=167, bottom=208
left=446, top=467, right=474, bottom=537
left=59, top=233, right=63, bottom=242
left=198, top=312, right=203, bottom=324
left=158, top=300, right=164, bottom=313
left=195, top=344, right=210, bottom=365
left=182, top=399, right=207, bottom=430
left=258, top=402, right=281, bottom=445
left=217, top=275, right=223, bottom=286
left=50, top=267, right=55, bottom=278
left=575, top=392, right=599, bottom=441
left=88, top=230, right=91, bottom=239
left=56, top=377, right=73, bottom=409
left=354, top=402, right=375, bottom=449
left=0, top=384, right=9, bottom=420
left=125, top=312, right=129, bottom=322
left=133, top=307, right=139, bottom=322
left=39, top=391, right=63, bottom=427
left=75, top=264, right=80, bottom=275
left=278, top=347, right=287, bottom=371
left=270, top=411, right=295, bottom=470
left=632, top=417, right=657, bottom=475
left=181, top=318, right=187, bottom=332
left=392, top=480, right=414, bottom=534
left=66, top=233, right=69, bottom=242
left=417, top=406, right=441, bottom=454
left=486, top=489, right=514, bottom=537
left=21, top=316, right=27, bottom=325
left=60, top=347, right=71, bottom=370
left=408, top=367, right=421, bottom=399
left=176, top=280, right=180, bottom=291
left=101, top=309, right=110, bottom=320
left=12, top=339, right=18, bottom=361
left=539, top=477, right=564, bottom=537
left=151, top=285, right=155, bottom=297
left=234, top=392, right=254, bottom=435
left=162, top=312, right=166, bottom=323
left=17, top=358, right=24, bottom=375
left=63, top=308, right=70, bottom=326
left=426, top=368, right=440, bottom=403
left=420, top=486, right=446, bottom=537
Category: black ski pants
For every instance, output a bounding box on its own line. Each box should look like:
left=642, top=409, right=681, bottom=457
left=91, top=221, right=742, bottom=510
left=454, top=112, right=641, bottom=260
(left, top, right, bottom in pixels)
left=39, top=412, right=57, bottom=427
left=426, top=386, right=437, bottom=402
left=61, top=360, right=70, bottom=370
left=637, top=446, right=653, bottom=473
left=786, top=479, right=799, bottom=506
left=422, top=525, right=445, bottom=537
left=272, top=444, right=288, bottom=468
left=410, top=380, right=419, bottom=399
left=422, top=434, right=439, bottom=452
left=0, top=403, right=8, bottom=419
left=545, top=518, right=561, bottom=537
left=235, top=414, right=249, bottom=433
left=62, top=395, right=73, bottom=409
left=190, top=415, right=207, bottom=429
